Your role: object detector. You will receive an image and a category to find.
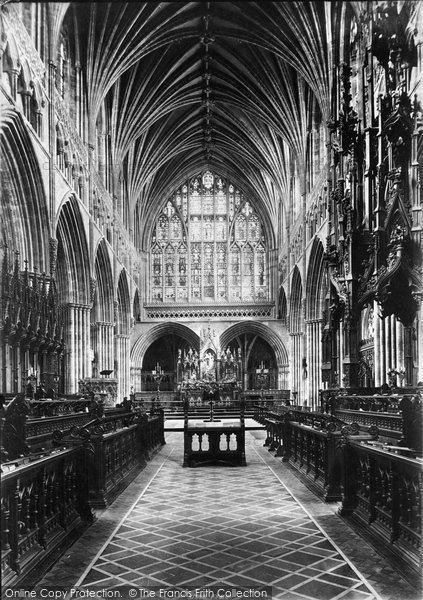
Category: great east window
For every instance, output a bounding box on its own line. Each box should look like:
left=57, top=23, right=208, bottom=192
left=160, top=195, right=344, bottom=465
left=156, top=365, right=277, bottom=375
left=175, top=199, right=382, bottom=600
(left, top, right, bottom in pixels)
left=150, top=171, right=268, bottom=304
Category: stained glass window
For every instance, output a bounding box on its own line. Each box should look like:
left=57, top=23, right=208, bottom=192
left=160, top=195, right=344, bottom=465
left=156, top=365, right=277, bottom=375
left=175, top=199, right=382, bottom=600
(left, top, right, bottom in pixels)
left=149, top=170, right=269, bottom=303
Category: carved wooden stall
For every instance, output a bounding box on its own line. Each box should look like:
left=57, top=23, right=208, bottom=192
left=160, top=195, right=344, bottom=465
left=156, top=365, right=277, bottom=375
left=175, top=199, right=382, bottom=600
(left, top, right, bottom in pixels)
left=44, top=403, right=165, bottom=508
left=258, top=384, right=423, bottom=583
left=1, top=251, right=65, bottom=397
left=0, top=394, right=166, bottom=585
left=339, top=435, right=423, bottom=582
left=278, top=410, right=360, bottom=501
left=1, top=447, right=92, bottom=587
left=321, top=388, right=423, bottom=450
left=260, top=402, right=382, bottom=502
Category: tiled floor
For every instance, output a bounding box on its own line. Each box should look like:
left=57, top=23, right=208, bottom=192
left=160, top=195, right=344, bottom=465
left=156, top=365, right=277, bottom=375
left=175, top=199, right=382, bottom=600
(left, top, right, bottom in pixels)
left=39, top=430, right=418, bottom=600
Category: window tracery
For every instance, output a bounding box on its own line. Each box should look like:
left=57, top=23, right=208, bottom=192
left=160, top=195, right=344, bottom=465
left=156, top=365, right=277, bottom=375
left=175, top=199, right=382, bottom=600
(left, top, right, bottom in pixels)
left=150, top=171, right=269, bottom=303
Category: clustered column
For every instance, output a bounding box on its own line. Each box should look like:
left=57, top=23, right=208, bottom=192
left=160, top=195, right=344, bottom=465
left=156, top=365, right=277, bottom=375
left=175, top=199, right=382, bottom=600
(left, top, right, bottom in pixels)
left=373, top=304, right=407, bottom=385
left=63, top=303, right=91, bottom=394
left=115, top=334, right=130, bottom=400
left=290, top=332, right=304, bottom=404
left=306, top=319, right=322, bottom=410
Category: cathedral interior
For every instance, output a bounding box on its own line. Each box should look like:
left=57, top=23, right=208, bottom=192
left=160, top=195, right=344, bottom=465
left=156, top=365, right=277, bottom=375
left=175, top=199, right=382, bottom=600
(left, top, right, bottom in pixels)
left=1, top=2, right=422, bottom=599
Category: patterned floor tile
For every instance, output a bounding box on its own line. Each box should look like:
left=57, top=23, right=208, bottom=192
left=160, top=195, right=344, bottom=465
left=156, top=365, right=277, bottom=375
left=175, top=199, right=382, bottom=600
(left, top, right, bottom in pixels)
left=37, top=431, right=420, bottom=600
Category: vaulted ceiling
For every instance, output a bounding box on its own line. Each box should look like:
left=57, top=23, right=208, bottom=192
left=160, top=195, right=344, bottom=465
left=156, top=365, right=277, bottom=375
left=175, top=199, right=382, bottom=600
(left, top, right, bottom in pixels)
left=56, top=2, right=353, bottom=236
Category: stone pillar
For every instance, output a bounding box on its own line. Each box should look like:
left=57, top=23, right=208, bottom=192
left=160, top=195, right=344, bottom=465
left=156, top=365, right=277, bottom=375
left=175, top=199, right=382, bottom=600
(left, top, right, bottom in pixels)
left=374, top=300, right=381, bottom=386
left=390, top=315, right=396, bottom=371
left=63, top=303, right=91, bottom=394
left=48, top=62, right=57, bottom=230
left=381, top=314, right=386, bottom=383
left=95, top=322, right=115, bottom=374
left=290, top=332, right=303, bottom=404
left=306, top=319, right=323, bottom=410
left=115, top=334, right=130, bottom=400
left=306, top=320, right=313, bottom=405
left=64, top=304, right=75, bottom=393
left=404, top=326, right=414, bottom=386
left=1, top=337, right=11, bottom=393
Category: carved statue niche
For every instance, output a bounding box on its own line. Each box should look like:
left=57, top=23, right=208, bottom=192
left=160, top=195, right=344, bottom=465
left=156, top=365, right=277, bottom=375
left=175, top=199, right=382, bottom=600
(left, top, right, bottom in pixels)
left=383, top=92, right=413, bottom=169
left=376, top=223, right=421, bottom=327
left=202, top=349, right=217, bottom=382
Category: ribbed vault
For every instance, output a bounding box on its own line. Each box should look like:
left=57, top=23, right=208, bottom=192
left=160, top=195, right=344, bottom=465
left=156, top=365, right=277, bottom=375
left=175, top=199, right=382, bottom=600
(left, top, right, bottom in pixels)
left=54, top=2, right=350, bottom=243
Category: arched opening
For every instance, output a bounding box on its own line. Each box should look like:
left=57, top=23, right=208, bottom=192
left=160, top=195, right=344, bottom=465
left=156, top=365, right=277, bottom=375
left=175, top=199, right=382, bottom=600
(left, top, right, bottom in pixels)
left=90, top=239, right=114, bottom=378
left=141, top=335, right=192, bottom=392
left=130, top=323, right=200, bottom=394
left=116, top=269, right=131, bottom=398
left=305, top=237, right=325, bottom=408
left=0, top=110, right=48, bottom=271
left=278, top=286, right=287, bottom=323
left=221, top=322, right=289, bottom=390
left=289, top=267, right=304, bottom=403
left=0, top=111, right=51, bottom=395
left=56, top=196, right=90, bottom=393
left=133, top=289, right=141, bottom=323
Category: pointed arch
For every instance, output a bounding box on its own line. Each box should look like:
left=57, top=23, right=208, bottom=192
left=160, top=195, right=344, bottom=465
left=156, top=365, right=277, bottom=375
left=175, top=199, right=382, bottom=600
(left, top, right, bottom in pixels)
left=117, top=268, right=131, bottom=335
left=220, top=321, right=288, bottom=367
left=56, top=196, right=90, bottom=305
left=131, top=323, right=199, bottom=368
left=290, top=266, right=303, bottom=332
left=278, top=285, right=288, bottom=323
left=0, top=110, right=49, bottom=271
left=93, top=239, right=114, bottom=322
left=132, top=289, right=141, bottom=323
left=306, top=237, right=325, bottom=320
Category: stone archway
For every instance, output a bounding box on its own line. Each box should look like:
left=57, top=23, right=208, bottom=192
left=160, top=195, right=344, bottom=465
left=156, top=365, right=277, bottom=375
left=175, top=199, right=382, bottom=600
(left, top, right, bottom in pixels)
left=220, top=321, right=289, bottom=390
left=130, top=323, right=199, bottom=392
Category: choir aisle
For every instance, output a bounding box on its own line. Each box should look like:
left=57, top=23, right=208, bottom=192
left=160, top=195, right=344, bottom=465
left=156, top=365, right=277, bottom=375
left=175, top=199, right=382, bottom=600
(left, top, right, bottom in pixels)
left=38, top=432, right=416, bottom=600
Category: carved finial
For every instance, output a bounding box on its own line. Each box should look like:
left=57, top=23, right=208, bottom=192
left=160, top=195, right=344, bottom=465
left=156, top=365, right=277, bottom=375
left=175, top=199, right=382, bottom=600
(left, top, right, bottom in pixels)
left=90, top=277, right=97, bottom=304
left=33, top=265, right=38, bottom=291
left=49, top=238, right=58, bottom=277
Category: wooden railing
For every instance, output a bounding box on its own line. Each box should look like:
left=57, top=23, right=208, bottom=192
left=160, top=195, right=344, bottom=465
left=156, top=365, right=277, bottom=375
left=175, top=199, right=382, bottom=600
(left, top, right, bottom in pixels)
left=288, top=422, right=344, bottom=501
left=333, top=395, right=401, bottom=413
left=254, top=399, right=297, bottom=424
left=1, top=404, right=166, bottom=586
left=2, top=396, right=95, bottom=459
left=138, top=410, right=166, bottom=459
left=1, top=447, right=92, bottom=586
left=260, top=397, right=422, bottom=579
left=182, top=396, right=246, bottom=468
left=28, top=398, right=92, bottom=418
left=53, top=408, right=165, bottom=508
left=321, top=389, right=423, bottom=451
left=334, top=409, right=403, bottom=441
left=339, top=438, right=423, bottom=578
left=262, top=409, right=352, bottom=501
